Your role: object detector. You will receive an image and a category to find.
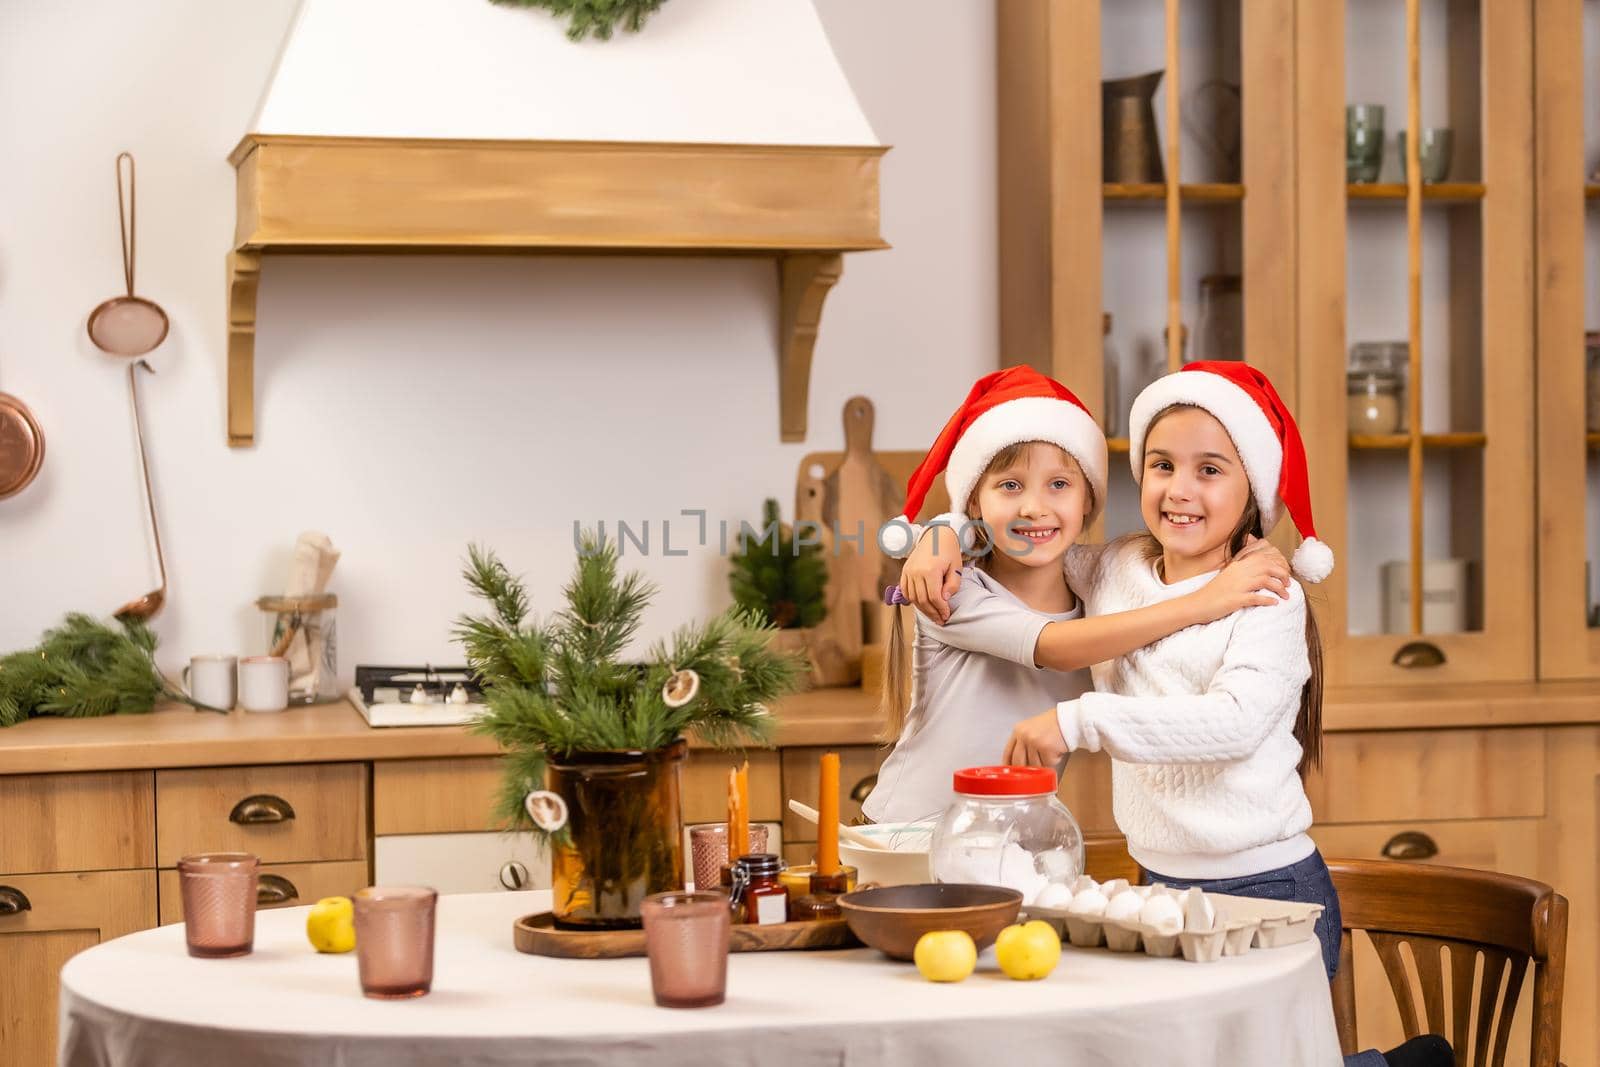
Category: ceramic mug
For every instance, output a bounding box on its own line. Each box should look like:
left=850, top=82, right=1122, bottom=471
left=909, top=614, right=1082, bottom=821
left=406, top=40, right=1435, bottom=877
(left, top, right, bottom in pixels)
left=183, top=654, right=237, bottom=711
left=238, top=656, right=290, bottom=713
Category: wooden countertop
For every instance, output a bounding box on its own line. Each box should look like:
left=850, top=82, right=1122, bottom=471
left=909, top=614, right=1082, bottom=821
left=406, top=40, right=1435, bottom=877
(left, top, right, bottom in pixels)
left=1, top=680, right=1596, bottom=776
left=0, top=687, right=885, bottom=776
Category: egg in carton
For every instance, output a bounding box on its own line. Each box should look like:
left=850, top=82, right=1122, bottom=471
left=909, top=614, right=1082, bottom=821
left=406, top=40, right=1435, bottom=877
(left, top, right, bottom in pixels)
left=1099, top=882, right=1148, bottom=952
left=1135, top=886, right=1186, bottom=958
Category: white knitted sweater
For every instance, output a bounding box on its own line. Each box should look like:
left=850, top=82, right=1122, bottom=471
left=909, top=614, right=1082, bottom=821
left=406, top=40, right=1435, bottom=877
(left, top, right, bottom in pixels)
left=1057, top=538, right=1316, bottom=879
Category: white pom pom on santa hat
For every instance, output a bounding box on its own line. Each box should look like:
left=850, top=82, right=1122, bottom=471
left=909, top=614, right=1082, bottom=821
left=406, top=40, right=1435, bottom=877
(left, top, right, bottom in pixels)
left=1291, top=537, right=1335, bottom=584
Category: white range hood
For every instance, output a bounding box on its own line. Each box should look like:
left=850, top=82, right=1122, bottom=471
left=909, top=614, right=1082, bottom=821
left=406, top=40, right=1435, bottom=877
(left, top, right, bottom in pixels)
left=225, top=0, right=887, bottom=446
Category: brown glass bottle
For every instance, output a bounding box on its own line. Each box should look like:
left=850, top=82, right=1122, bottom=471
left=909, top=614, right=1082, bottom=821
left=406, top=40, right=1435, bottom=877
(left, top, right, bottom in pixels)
left=789, top=868, right=851, bottom=922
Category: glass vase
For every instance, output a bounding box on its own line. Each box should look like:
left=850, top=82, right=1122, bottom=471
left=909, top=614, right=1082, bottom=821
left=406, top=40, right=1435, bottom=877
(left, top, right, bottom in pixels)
left=547, top=739, right=688, bottom=930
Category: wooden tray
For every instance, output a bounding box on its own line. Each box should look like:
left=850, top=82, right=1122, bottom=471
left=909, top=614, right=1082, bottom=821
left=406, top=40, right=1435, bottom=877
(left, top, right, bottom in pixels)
left=513, top=912, right=861, bottom=959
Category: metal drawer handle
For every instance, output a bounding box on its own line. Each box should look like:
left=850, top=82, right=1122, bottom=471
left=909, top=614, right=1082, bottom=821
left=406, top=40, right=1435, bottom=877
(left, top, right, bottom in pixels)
left=849, top=774, right=878, bottom=805
left=1392, top=641, right=1445, bottom=669
left=1381, top=831, right=1439, bottom=861
left=257, top=874, right=299, bottom=906
left=229, top=794, right=296, bottom=824
left=0, top=886, right=32, bottom=916
left=499, top=861, right=529, bottom=891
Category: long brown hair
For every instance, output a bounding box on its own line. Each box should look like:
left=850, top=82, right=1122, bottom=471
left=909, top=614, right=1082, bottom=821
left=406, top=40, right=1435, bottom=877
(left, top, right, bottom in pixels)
left=1136, top=404, right=1323, bottom=776
left=879, top=442, right=1088, bottom=742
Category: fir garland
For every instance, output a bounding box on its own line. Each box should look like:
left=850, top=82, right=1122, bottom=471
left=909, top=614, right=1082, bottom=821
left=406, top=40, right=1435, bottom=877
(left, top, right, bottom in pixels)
left=728, top=498, right=828, bottom=629
left=0, top=614, right=216, bottom=728
left=488, top=0, right=666, bottom=41
left=456, top=533, right=806, bottom=839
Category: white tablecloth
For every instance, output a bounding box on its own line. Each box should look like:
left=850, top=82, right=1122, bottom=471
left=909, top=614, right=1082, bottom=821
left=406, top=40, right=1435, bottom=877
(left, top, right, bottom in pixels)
left=59, top=890, right=1342, bottom=1067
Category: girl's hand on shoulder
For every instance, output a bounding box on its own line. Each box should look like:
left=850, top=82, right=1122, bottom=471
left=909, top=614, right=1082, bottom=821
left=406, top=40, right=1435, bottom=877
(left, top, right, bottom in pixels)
left=900, top=524, right=964, bottom=624
left=1201, top=540, right=1291, bottom=618
left=1003, top=709, right=1069, bottom=768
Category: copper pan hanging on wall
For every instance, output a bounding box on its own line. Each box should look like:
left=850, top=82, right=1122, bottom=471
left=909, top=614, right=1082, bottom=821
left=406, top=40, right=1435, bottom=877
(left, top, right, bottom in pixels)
left=0, top=388, right=44, bottom=500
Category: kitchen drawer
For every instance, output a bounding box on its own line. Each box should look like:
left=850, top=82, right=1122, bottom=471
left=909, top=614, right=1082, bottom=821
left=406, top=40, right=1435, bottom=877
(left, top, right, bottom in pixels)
left=374, top=757, right=502, bottom=835
left=780, top=745, right=888, bottom=842
left=157, top=860, right=369, bottom=926
left=1311, top=817, right=1543, bottom=881
left=1306, top=728, right=1545, bottom=825
left=683, top=749, right=780, bottom=826
left=0, top=770, right=154, bottom=874
left=156, top=763, right=368, bottom=867
left=0, top=869, right=157, bottom=1067
left=374, top=832, right=550, bottom=895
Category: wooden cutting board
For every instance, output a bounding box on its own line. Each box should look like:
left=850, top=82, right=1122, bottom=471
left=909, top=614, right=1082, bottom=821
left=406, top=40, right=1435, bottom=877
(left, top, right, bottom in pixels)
left=824, top=397, right=903, bottom=602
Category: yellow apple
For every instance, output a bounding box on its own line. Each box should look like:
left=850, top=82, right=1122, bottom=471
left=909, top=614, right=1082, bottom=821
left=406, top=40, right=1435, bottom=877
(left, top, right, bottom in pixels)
left=913, top=929, right=977, bottom=982
left=995, top=920, right=1061, bottom=980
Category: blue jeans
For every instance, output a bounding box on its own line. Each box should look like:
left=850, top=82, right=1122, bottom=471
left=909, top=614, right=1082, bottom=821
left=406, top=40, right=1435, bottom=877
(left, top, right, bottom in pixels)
left=1142, top=848, right=1343, bottom=981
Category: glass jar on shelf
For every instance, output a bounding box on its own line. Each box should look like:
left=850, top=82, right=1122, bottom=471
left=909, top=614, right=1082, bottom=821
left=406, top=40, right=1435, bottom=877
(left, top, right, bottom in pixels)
left=1194, top=274, right=1243, bottom=361
left=1102, top=313, right=1121, bottom=437
left=929, top=766, right=1083, bottom=907
left=1346, top=342, right=1408, bottom=435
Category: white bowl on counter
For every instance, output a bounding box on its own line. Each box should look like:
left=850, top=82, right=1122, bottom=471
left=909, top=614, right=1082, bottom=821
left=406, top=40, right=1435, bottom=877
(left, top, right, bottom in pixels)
left=839, top=823, right=934, bottom=886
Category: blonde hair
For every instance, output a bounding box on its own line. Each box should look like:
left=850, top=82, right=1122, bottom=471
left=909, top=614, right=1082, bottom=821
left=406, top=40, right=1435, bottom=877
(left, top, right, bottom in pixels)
left=879, top=442, right=1091, bottom=743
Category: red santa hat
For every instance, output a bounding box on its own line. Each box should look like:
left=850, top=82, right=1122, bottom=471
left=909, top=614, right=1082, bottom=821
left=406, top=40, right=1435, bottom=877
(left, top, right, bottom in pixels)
left=1127, top=360, right=1334, bottom=582
left=880, top=366, right=1108, bottom=556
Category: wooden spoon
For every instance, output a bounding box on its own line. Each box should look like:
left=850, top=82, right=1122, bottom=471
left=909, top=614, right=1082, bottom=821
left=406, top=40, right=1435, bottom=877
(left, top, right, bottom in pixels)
left=787, top=798, right=890, bottom=850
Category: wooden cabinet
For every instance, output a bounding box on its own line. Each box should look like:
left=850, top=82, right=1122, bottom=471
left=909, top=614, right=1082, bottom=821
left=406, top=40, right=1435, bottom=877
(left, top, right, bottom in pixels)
left=0, top=770, right=154, bottom=874
left=156, top=762, right=367, bottom=866
left=0, top=870, right=156, bottom=1065
left=157, top=861, right=368, bottom=925
left=1532, top=0, right=1600, bottom=681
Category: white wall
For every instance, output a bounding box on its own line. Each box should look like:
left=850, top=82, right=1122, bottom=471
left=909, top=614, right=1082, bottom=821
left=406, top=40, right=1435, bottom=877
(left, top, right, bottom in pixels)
left=0, top=0, right=996, bottom=673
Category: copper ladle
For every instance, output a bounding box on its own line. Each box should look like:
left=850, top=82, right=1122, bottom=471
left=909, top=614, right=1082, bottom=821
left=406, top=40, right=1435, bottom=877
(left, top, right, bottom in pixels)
left=114, top=359, right=165, bottom=621
left=87, top=153, right=169, bottom=358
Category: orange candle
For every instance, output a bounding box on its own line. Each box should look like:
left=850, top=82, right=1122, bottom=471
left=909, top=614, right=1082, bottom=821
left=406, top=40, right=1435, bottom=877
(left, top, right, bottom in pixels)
left=726, top=767, right=742, bottom=862
left=734, top=761, right=751, bottom=858
left=817, top=751, right=840, bottom=875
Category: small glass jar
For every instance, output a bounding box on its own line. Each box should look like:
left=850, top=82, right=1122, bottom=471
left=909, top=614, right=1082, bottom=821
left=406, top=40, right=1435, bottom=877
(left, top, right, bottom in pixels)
left=1194, top=274, right=1243, bottom=361
left=789, top=868, right=852, bottom=922
left=1585, top=331, right=1600, bottom=433
left=256, top=594, right=338, bottom=704
left=1346, top=369, right=1404, bottom=435
left=728, top=854, right=788, bottom=926
left=929, top=766, right=1083, bottom=906
left=1102, top=312, right=1121, bottom=437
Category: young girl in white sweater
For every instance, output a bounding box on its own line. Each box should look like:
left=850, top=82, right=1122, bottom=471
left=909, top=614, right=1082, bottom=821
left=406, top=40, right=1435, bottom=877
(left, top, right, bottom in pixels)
left=863, top=366, right=1290, bottom=826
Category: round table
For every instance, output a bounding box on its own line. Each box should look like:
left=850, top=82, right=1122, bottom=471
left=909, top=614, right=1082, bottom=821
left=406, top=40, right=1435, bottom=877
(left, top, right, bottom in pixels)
left=60, top=890, right=1343, bottom=1066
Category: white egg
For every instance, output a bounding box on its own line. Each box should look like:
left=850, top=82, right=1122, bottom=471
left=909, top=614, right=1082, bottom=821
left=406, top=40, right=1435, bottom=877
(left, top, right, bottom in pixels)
left=1034, top=882, right=1074, bottom=909
left=1139, top=893, right=1184, bottom=936
left=1104, top=888, right=1144, bottom=922
left=1067, top=888, right=1109, bottom=917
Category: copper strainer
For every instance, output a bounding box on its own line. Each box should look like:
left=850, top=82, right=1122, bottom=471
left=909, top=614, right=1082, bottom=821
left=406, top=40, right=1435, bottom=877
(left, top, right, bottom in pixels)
left=87, top=153, right=169, bottom=358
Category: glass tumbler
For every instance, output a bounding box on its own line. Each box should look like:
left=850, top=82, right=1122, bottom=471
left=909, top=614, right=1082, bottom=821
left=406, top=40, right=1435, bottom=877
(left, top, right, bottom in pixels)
left=177, top=853, right=259, bottom=958
left=640, top=891, right=731, bottom=1008
left=353, top=887, right=438, bottom=999
left=687, top=823, right=769, bottom=890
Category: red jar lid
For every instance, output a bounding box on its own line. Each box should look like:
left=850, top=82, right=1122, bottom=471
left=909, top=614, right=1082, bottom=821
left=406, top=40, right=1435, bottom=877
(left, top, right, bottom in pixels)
left=952, top=766, right=1057, bottom=796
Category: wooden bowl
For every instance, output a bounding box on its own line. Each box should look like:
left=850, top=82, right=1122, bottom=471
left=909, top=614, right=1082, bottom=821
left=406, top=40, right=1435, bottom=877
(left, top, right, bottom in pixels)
left=837, top=883, right=1022, bottom=961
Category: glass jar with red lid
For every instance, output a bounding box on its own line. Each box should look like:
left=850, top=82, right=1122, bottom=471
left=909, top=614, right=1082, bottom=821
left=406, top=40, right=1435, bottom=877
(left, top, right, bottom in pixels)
left=928, top=766, right=1084, bottom=906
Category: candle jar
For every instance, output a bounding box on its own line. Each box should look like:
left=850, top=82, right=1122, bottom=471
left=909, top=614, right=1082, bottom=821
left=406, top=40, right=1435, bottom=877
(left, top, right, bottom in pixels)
left=1347, top=369, right=1404, bottom=435
left=930, top=766, right=1084, bottom=907
left=779, top=863, right=858, bottom=907
left=789, top=868, right=853, bottom=922
left=727, top=854, right=788, bottom=925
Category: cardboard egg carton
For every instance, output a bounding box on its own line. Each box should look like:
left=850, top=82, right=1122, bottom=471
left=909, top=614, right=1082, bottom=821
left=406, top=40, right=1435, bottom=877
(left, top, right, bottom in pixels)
left=1024, top=879, right=1324, bottom=964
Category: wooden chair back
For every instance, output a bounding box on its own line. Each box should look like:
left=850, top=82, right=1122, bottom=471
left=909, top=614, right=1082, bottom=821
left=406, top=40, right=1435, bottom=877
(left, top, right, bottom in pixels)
left=1327, top=859, right=1567, bottom=1067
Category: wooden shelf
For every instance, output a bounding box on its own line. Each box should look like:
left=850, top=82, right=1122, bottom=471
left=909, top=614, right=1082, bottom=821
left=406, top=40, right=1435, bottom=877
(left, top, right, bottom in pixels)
left=227, top=135, right=887, bottom=447
left=1586, top=184, right=1600, bottom=200
left=1103, top=183, right=1244, bottom=203
left=1348, top=432, right=1487, bottom=450
left=1107, top=437, right=1130, bottom=454
left=1587, top=432, right=1600, bottom=450
left=1346, top=182, right=1486, bottom=203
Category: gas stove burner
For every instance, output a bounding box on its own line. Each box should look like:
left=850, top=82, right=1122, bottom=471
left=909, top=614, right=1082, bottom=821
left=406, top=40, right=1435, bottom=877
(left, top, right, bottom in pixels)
left=349, top=665, right=487, bottom=728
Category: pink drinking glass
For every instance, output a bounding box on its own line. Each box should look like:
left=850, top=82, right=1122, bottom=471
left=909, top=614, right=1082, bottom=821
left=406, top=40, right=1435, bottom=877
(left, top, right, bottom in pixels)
left=177, top=853, right=259, bottom=958
left=640, top=891, right=731, bottom=1008
left=687, top=823, right=770, bottom=890
left=353, top=887, right=438, bottom=999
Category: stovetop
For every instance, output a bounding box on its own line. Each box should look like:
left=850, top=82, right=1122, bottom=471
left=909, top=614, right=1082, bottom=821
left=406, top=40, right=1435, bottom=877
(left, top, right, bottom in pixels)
left=349, top=665, right=487, bottom=728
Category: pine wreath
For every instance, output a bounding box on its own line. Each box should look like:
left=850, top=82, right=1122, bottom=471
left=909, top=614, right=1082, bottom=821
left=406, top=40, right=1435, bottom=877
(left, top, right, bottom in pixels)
left=488, top=0, right=667, bottom=41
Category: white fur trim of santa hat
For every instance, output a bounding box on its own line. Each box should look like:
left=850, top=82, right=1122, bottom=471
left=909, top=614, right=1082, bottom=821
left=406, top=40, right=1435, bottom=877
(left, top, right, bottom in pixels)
left=1127, top=371, right=1286, bottom=531
left=944, top=395, right=1109, bottom=528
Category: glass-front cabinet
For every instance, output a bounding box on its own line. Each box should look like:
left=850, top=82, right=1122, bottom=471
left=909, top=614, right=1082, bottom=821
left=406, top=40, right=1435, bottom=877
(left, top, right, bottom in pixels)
left=1534, top=0, right=1600, bottom=680
left=999, top=0, right=1542, bottom=688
